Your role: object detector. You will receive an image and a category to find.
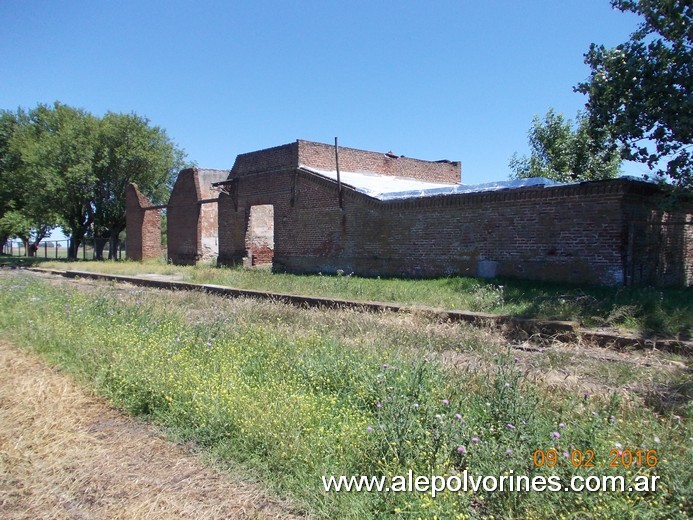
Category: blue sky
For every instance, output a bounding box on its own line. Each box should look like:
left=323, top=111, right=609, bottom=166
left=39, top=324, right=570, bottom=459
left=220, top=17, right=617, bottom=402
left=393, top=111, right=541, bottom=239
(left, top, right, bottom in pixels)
left=1, top=0, right=646, bottom=187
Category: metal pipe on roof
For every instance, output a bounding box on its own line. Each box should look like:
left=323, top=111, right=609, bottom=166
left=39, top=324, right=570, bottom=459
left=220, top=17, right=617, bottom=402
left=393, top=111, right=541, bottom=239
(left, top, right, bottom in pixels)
left=335, top=137, right=343, bottom=208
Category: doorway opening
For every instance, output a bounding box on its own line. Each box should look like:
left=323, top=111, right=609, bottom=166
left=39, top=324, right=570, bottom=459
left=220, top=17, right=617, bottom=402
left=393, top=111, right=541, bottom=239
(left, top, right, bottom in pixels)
left=245, top=205, right=274, bottom=266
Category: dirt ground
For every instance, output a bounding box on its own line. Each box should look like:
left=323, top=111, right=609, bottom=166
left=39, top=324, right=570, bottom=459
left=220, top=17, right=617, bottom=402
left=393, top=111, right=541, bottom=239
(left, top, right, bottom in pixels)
left=0, top=341, right=304, bottom=520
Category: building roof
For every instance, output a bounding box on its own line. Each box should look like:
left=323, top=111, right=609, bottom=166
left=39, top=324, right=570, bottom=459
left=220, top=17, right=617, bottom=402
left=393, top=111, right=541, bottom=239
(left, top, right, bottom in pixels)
left=299, top=165, right=560, bottom=201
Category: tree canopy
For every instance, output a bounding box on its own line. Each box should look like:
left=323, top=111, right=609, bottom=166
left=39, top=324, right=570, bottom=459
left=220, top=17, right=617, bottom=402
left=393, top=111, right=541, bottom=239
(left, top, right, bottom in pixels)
left=509, top=109, right=622, bottom=182
left=0, top=102, right=188, bottom=259
left=575, top=0, right=692, bottom=191
left=93, top=112, right=186, bottom=259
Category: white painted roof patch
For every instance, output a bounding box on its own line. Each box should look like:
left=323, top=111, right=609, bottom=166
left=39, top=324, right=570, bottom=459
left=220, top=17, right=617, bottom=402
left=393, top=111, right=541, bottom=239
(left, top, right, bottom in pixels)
left=299, top=165, right=561, bottom=201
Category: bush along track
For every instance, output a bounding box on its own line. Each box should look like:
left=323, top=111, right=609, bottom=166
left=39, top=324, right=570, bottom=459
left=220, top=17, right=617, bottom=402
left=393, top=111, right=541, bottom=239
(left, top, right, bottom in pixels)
left=0, top=272, right=690, bottom=519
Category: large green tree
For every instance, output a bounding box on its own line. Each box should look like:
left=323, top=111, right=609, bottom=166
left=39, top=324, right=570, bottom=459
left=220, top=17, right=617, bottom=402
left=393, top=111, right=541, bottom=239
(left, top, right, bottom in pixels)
left=0, top=107, right=61, bottom=255
left=2, top=102, right=187, bottom=260
left=575, top=0, right=692, bottom=191
left=13, top=103, right=100, bottom=260
left=509, top=109, right=622, bottom=182
left=0, top=110, right=21, bottom=251
left=92, top=112, right=186, bottom=259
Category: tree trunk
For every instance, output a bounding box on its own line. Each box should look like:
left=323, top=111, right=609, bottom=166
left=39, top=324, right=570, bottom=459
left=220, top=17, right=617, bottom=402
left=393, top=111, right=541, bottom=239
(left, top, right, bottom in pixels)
left=29, top=237, right=44, bottom=258
left=108, top=235, right=119, bottom=260
left=94, top=238, right=107, bottom=261
left=107, top=224, right=125, bottom=260
left=68, top=237, right=81, bottom=260
left=22, top=239, right=33, bottom=257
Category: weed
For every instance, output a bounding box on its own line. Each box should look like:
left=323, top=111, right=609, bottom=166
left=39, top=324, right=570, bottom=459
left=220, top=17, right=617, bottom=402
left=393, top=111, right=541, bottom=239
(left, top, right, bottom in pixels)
left=0, top=272, right=690, bottom=519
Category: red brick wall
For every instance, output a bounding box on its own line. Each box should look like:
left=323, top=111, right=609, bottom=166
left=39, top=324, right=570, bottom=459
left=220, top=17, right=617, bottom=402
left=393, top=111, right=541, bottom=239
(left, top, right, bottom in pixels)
left=218, top=169, right=294, bottom=266
left=621, top=185, right=693, bottom=286
left=231, top=143, right=298, bottom=176
left=167, top=169, right=201, bottom=265
left=297, top=140, right=461, bottom=184
left=217, top=171, right=692, bottom=286
left=228, top=140, right=461, bottom=184
left=167, top=168, right=228, bottom=265
left=244, top=205, right=274, bottom=266
left=125, top=184, right=161, bottom=261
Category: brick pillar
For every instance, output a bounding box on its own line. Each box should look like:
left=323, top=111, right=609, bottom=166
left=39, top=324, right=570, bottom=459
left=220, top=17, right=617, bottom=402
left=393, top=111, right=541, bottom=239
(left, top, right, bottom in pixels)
left=126, top=183, right=162, bottom=261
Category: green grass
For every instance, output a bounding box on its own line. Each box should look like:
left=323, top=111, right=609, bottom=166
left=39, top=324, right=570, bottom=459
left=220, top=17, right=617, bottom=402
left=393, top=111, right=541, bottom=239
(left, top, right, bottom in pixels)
left=7, top=255, right=693, bottom=337
left=0, top=272, right=690, bottom=519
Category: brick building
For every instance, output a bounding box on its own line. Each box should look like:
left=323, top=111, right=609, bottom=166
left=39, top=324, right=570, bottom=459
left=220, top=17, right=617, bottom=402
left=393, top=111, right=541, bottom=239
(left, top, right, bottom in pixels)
left=127, top=139, right=693, bottom=287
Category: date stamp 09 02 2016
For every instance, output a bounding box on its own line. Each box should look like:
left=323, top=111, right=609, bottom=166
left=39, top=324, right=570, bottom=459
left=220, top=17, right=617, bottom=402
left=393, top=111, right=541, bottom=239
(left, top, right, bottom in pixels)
left=532, top=448, right=659, bottom=468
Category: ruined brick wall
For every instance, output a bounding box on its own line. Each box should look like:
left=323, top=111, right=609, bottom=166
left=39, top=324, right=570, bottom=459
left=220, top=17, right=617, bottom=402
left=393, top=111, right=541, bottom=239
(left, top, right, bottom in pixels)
left=167, top=169, right=200, bottom=265
left=227, top=140, right=461, bottom=184
left=197, top=169, right=228, bottom=261
left=245, top=205, right=274, bottom=266
left=218, top=169, right=692, bottom=286
left=297, top=140, right=461, bottom=184
left=218, top=168, right=294, bottom=266
left=231, top=143, right=298, bottom=176
left=167, top=168, right=228, bottom=265
left=125, top=184, right=161, bottom=261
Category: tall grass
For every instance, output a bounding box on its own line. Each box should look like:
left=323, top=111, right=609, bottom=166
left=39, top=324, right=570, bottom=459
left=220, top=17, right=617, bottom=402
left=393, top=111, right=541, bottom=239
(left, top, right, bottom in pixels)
left=0, top=273, right=690, bottom=518
left=11, top=256, right=693, bottom=336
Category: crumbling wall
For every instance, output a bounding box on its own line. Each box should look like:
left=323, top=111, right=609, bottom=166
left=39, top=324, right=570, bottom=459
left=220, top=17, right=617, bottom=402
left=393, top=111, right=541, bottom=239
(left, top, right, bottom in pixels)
left=297, top=140, right=461, bottom=184
left=167, top=168, right=229, bottom=265
left=245, top=205, right=274, bottom=266
left=125, top=184, right=161, bottom=261
left=227, top=140, right=461, bottom=184
left=218, top=168, right=293, bottom=267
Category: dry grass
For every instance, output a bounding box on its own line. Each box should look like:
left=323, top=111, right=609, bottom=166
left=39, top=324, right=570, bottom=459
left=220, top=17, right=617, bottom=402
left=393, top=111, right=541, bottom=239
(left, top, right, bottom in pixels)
left=0, top=341, right=306, bottom=520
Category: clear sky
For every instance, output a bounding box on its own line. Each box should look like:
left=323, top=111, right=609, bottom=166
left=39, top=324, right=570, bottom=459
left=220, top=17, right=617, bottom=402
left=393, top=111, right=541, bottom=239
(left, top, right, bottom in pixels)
left=1, top=0, right=646, bottom=187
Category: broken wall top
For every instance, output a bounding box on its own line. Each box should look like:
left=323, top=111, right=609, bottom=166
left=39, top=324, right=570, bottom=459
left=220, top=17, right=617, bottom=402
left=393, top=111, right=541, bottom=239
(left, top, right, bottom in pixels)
left=171, top=168, right=230, bottom=203
left=228, top=140, right=461, bottom=184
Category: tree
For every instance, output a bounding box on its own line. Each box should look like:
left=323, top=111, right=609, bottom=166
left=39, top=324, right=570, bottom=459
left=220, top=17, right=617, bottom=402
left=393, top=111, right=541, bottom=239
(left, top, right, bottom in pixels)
left=0, top=108, right=60, bottom=255
left=92, top=112, right=186, bottom=259
left=11, top=103, right=99, bottom=260
left=509, top=109, right=622, bottom=182
left=0, top=110, right=20, bottom=251
left=2, top=102, right=187, bottom=260
left=575, top=0, right=692, bottom=191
